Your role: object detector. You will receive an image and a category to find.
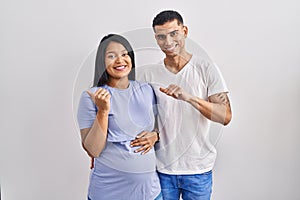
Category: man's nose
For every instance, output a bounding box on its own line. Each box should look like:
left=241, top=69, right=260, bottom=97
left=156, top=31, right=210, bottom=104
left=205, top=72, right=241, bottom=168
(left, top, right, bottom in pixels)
left=165, top=35, right=173, bottom=46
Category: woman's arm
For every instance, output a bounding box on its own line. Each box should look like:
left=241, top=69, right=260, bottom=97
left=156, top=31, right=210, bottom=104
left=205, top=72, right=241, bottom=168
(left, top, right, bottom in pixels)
left=80, top=88, right=110, bottom=158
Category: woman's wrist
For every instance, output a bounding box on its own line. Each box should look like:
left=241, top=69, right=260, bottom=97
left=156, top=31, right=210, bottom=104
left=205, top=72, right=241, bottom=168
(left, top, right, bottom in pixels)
left=96, top=110, right=109, bottom=117
left=153, top=128, right=160, bottom=142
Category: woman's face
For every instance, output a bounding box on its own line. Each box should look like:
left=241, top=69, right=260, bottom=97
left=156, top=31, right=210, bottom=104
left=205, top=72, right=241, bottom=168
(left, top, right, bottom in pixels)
left=104, top=41, right=132, bottom=81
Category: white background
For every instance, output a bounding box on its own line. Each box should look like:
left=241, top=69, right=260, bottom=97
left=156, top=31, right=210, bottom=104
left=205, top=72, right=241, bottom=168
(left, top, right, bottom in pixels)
left=1, top=0, right=300, bottom=199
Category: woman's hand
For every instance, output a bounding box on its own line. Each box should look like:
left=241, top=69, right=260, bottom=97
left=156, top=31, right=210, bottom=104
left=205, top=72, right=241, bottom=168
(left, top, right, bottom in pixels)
left=130, top=131, right=159, bottom=155
left=87, top=88, right=111, bottom=113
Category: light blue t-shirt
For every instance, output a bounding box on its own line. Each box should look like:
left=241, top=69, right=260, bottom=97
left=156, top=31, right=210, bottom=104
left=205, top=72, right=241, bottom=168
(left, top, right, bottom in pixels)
left=77, top=81, right=160, bottom=200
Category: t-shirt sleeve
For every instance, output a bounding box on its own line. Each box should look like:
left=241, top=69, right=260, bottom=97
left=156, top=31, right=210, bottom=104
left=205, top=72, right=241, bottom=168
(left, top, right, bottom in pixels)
left=150, top=85, right=158, bottom=116
left=135, top=67, right=146, bottom=82
left=77, top=90, right=97, bottom=129
left=139, top=82, right=158, bottom=117
left=207, top=62, right=229, bottom=97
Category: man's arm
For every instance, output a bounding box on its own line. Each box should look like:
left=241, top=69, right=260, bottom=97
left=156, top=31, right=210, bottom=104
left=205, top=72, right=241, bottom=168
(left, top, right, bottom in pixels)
left=188, top=92, right=232, bottom=125
left=160, top=84, right=232, bottom=125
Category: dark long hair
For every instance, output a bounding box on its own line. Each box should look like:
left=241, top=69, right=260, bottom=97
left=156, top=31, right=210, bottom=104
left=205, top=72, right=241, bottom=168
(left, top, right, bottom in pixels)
left=93, top=34, right=135, bottom=87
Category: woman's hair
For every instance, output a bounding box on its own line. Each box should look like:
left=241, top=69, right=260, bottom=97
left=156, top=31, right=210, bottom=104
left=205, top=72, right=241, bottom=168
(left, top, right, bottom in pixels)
left=93, top=34, right=135, bottom=87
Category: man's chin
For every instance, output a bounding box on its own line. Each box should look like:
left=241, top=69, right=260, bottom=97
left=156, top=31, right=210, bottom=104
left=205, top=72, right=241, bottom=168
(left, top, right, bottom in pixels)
left=164, top=50, right=179, bottom=57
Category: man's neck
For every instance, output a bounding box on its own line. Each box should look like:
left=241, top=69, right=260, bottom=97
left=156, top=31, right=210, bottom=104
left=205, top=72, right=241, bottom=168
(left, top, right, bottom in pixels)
left=164, top=51, right=192, bottom=74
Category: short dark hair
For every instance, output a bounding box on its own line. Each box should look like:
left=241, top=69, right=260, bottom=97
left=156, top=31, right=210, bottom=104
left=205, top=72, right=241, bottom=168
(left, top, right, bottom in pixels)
left=152, top=10, right=184, bottom=28
left=93, top=34, right=135, bottom=87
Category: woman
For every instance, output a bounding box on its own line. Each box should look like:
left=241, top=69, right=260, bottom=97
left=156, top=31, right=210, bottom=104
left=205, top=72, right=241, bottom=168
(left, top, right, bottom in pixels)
left=77, top=34, right=162, bottom=200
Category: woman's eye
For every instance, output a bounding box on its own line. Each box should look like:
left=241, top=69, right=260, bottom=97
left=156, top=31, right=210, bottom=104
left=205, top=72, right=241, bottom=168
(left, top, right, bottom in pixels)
left=122, top=53, right=128, bottom=57
left=107, top=55, right=116, bottom=59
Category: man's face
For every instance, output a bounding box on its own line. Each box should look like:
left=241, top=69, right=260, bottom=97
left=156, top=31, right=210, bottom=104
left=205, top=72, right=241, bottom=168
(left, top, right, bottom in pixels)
left=153, top=19, right=188, bottom=57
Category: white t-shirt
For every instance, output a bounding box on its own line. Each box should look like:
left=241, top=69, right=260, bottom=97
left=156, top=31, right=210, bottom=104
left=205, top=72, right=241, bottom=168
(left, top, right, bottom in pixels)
left=136, top=55, right=228, bottom=174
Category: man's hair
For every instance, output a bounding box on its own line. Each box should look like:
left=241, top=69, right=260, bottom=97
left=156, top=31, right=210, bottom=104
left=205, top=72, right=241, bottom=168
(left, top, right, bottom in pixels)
left=152, top=10, right=184, bottom=28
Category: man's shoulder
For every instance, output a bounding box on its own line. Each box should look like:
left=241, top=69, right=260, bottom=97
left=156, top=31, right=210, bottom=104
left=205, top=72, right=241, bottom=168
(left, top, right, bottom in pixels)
left=137, top=62, right=164, bottom=70
left=189, top=55, right=212, bottom=69
left=136, top=63, right=164, bottom=74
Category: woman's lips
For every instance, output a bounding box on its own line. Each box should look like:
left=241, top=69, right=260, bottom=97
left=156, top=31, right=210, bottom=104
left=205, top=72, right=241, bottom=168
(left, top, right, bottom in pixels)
left=114, top=65, right=126, bottom=71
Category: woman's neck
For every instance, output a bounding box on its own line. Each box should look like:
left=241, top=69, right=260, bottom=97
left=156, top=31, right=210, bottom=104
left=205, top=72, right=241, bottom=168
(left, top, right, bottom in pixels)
left=107, top=77, right=130, bottom=89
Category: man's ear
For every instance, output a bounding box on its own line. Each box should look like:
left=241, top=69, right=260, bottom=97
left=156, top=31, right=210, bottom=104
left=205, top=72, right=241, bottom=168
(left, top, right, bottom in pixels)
left=183, top=25, right=188, bottom=38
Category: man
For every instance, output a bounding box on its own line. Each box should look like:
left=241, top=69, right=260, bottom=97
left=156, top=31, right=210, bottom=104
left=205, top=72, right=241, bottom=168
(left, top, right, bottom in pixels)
left=132, top=10, right=232, bottom=200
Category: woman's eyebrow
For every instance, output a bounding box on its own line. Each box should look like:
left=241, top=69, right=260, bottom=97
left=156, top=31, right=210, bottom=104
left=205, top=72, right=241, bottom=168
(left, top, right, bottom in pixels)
left=106, top=49, right=127, bottom=54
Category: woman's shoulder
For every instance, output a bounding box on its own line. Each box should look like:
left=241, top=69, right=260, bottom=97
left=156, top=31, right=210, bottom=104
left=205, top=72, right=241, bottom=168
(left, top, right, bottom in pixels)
left=89, top=86, right=100, bottom=92
left=131, top=80, right=152, bottom=90
left=131, top=81, right=155, bottom=96
left=86, top=86, right=106, bottom=92
left=80, top=86, right=105, bottom=98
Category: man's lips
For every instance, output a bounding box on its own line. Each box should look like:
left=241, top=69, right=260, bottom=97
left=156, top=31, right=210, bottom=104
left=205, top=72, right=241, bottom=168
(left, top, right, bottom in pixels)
left=164, top=44, right=178, bottom=52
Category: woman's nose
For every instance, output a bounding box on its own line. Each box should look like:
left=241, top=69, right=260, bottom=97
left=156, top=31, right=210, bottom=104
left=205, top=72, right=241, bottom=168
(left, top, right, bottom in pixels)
left=115, top=55, right=123, bottom=63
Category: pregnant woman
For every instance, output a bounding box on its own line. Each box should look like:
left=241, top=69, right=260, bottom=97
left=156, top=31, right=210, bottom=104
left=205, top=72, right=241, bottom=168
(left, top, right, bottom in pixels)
left=77, top=34, right=162, bottom=200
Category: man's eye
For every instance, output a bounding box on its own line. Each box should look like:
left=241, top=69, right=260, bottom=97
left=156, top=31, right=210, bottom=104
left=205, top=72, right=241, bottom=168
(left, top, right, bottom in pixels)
left=170, top=31, right=178, bottom=37
left=157, top=35, right=166, bottom=40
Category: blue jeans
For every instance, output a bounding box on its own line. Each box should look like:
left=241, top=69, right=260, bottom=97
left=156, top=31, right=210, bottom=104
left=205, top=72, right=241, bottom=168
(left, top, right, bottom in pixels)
left=154, top=192, right=163, bottom=200
left=158, top=171, right=213, bottom=200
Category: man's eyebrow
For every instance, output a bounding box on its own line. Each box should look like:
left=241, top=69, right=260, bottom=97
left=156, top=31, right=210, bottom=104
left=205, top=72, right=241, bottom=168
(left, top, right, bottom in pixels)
left=169, top=30, right=179, bottom=34
left=155, top=32, right=166, bottom=35
left=156, top=29, right=178, bottom=35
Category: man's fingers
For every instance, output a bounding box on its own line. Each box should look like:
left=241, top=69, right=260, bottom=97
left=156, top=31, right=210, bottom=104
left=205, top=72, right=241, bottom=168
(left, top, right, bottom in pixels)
left=159, top=87, right=167, bottom=93
left=160, top=85, right=178, bottom=94
left=160, top=85, right=183, bottom=99
left=160, top=87, right=173, bottom=96
left=167, top=84, right=179, bottom=94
